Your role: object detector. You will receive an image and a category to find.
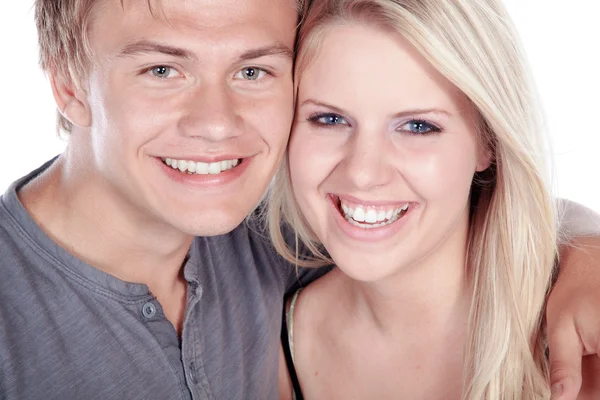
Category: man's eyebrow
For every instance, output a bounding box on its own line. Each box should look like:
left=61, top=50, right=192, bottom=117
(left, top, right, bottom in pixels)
left=236, top=43, right=294, bottom=63
left=118, top=40, right=197, bottom=60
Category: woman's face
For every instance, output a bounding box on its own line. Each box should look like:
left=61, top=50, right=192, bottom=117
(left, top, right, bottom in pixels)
left=289, top=23, right=490, bottom=282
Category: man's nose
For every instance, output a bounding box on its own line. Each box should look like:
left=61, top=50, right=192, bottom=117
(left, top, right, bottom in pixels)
left=178, top=83, right=242, bottom=142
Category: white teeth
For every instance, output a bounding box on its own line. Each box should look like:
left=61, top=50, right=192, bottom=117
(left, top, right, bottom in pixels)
left=339, top=200, right=410, bottom=228
left=162, top=158, right=241, bottom=175
left=353, top=207, right=366, bottom=222
left=208, top=162, right=221, bottom=174
left=196, top=162, right=209, bottom=174
left=365, top=209, right=378, bottom=223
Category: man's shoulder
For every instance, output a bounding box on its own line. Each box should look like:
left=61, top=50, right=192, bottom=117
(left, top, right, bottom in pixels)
left=0, top=191, right=40, bottom=273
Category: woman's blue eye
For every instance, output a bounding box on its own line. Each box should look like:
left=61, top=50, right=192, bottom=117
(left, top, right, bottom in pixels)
left=400, top=120, right=441, bottom=134
left=309, top=113, right=348, bottom=126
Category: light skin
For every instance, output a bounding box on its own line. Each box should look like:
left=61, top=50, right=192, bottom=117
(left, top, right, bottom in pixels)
left=19, top=0, right=297, bottom=333
left=280, top=23, right=597, bottom=399
left=282, top=23, right=483, bottom=399
left=14, top=0, right=600, bottom=396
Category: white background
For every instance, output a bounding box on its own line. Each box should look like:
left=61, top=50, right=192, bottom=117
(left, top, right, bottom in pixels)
left=0, top=1, right=598, bottom=212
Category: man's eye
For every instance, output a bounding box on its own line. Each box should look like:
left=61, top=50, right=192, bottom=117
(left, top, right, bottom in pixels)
left=399, top=120, right=441, bottom=135
left=235, top=67, right=267, bottom=81
left=308, top=113, right=348, bottom=126
left=149, top=66, right=180, bottom=79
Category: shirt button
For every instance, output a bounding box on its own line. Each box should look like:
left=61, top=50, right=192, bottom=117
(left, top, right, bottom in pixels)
left=142, top=302, right=157, bottom=319
left=188, top=362, right=198, bottom=385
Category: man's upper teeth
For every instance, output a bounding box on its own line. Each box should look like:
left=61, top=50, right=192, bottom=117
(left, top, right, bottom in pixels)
left=164, top=158, right=239, bottom=174
left=341, top=201, right=409, bottom=223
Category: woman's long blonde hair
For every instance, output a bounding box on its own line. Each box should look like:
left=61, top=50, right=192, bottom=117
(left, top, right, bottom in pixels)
left=267, top=0, right=558, bottom=398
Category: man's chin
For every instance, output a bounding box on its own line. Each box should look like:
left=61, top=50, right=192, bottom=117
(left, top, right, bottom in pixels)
left=160, top=193, right=266, bottom=237
left=179, top=212, right=251, bottom=238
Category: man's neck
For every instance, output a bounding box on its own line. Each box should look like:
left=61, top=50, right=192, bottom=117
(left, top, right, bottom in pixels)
left=18, top=154, right=193, bottom=290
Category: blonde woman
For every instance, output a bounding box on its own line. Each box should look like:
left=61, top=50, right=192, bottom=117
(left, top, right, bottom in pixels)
left=269, top=0, right=573, bottom=398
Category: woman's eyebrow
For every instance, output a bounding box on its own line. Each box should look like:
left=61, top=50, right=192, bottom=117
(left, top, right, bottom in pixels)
left=299, top=100, right=453, bottom=119
left=299, top=99, right=346, bottom=115
left=391, top=108, right=453, bottom=118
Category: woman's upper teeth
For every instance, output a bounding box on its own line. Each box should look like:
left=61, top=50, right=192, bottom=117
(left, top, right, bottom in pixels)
left=164, top=158, right=239, bottom=174
left=341, top=201, right=409, bottom=223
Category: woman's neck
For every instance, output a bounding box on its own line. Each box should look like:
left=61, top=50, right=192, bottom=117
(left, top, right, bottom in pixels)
left=292, top=219, right=474, bottom=400
left=341, top=213, right=472, bottom=338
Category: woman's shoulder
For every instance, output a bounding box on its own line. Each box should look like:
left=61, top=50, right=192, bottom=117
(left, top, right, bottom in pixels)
left=288, top=268, right=346, bottom=339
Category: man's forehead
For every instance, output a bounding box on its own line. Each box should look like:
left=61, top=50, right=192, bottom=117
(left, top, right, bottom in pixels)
left=89, top=0, right=300, bottom=42
left=87, top=0, right=299, bottom=63
left=109, top=0, right=299, bottom=21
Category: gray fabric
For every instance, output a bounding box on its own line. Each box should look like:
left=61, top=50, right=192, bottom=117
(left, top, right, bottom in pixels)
left=0, top=160, right=327, bottom=400
left=557, top=198, right=600, bottom=241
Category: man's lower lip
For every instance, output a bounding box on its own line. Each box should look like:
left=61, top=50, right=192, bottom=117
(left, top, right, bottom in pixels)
left=329, top=196, right=411, bottom=242
left=157, top=156, right=251, bottom=187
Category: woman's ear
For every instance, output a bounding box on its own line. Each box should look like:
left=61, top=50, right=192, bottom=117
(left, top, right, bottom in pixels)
left=476, top=141, right=493, bottom=172
left=50, top=74, right=92, bottom=128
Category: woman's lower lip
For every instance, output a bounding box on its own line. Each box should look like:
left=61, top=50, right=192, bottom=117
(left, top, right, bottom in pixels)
left=157, top=156, right=252, bottom=188
left=328, top=196, right=412, bottom=242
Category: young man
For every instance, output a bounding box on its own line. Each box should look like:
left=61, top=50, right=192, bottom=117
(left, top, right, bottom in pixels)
left=0, top=0, right=598, bottom=399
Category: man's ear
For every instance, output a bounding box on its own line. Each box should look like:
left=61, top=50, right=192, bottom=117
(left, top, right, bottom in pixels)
left=50, top=74, right=92, bottom=128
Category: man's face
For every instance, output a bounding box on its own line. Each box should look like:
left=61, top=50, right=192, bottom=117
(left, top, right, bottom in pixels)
left=78, top=0, right=296, bottom=236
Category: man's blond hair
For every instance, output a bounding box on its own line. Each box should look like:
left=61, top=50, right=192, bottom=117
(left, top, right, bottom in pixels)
left=35, top=0, right=99, bottom=134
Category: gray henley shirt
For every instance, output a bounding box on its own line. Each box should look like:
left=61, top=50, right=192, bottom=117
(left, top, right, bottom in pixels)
left=0, top=159, right=326, bottom=400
